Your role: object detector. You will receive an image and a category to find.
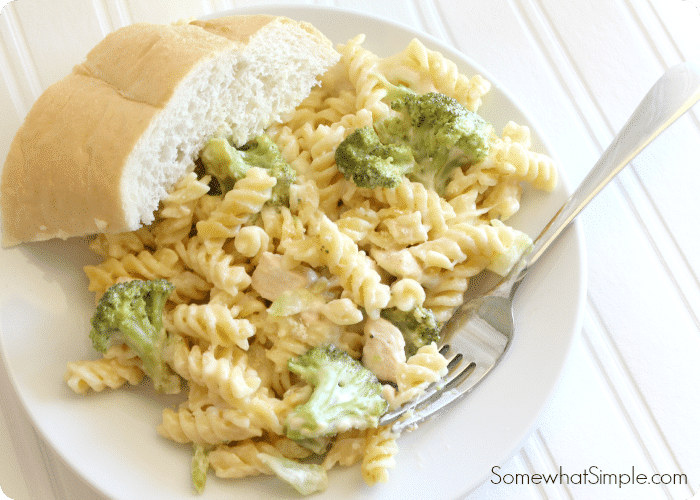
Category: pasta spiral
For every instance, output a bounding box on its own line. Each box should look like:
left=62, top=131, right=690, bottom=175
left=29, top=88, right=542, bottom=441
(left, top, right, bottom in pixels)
left=361, top=425, right=400, bottom=485
left=316, top=215, right=391, bottom=319
left=167, top=303, right=255, bottom=350
left=423, top=259, right=488, bottom=321
left=83, top=247, right=182, bottom=299
left=196, top=167, right=276, bottom=239
left=381, top=38, right=491, bottom=111
left=338, top=34, right=392, bottom=121
left=374, top=179, right=456, bottom=236
left=386, top=343, right=449, bottom=409
left=166, top=337, right=261, bottom=403
left=491, top=135, right=558, bottom=192
left=175, top=237, right=251, bottom=297
left=208, top=440, right=283, bottom=479
left=154, top=172, right=211, bottom=246
left=322, top=428, right=368, bottom=469
left=158, top=404, right=262, bottom=445
left=64, top=344, right=143, bottom=394
left=88, top=227, right=155, bottom=259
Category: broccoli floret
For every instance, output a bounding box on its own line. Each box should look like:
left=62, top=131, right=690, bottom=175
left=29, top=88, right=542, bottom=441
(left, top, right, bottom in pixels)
left=258, top=453, right=329, bottom=496
left=334, top=126, right=414, bottom=189
left=381, top=305, right=441, bottom=357
left=335, top=78, right=493, bottom=196
left=89, top=279, right=179, bottom=393
left=200, top=134, right=296, bottom=205
left=284, top=344, right=388, bottom=440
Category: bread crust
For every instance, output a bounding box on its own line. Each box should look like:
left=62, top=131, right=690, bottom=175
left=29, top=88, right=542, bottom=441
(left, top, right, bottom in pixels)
left=1, top=73, right=156, bottom=244
left=0, top=15, right=336, bottom=246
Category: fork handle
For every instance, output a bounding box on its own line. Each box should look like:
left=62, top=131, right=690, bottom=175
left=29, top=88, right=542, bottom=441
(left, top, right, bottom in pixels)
left=522, top=62, right=700, bottom=271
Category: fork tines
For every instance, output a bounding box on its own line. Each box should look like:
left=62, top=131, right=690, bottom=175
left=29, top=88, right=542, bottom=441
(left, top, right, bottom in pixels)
left=378, top=344, right=478, bottom=433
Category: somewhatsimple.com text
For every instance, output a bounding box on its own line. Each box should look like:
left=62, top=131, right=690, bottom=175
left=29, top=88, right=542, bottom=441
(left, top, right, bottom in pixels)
left=491, top=466, right=688, bottom=489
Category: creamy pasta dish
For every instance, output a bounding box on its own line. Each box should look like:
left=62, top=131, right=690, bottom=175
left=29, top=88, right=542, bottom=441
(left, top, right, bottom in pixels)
left=63, top=33, right=557, bottom=495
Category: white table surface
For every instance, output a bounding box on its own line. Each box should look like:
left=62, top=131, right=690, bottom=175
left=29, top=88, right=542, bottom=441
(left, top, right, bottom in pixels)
left=1, top=1, right=699, bottom=499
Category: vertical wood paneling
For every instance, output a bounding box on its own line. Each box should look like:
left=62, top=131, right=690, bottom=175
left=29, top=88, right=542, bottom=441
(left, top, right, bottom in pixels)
left=332, top=0, right=424, bottom=29
left=0, top=2, right=41, bottom=110
left=0, top=19, right=28, bottom=144
left=581, top=305, right=697, bottom=499
left=646, top=0, right=700, bottom=65
left=535, top=331, right=675, bottom=500
left=12, top=0, right=105, bottom=88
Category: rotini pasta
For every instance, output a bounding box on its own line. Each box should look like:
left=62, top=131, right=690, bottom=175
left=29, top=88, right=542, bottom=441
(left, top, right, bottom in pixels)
left=154, top=172, right=211, bottom=246
left=83, top=246, right=183, bottom=300
left=337, top=34, right=392, bottom=121
left=315, top=214, right=391, bottom=319
left=384, top=343, right=450, bottom=409
left=88, top=226, right=156, bottom=260
left=158, top=403, right=263, bottom=445
left=66, top=31, right=557, bottom=495
left=361, top=425, right=400, bottom=485
left=165, top=336, right=261, bottom=403
left=374, top=178, right=456, bottom=237
left=378, top=38, right=491, bottom=111
left=175, top=237, right=252, bottom=297
left=208, top=439, right=285, bottom=479
left=64, top=344, right=143, bottom=394
left=166, top=303, right=256, bottom=350
left=196, top=167, right=276, bottom=239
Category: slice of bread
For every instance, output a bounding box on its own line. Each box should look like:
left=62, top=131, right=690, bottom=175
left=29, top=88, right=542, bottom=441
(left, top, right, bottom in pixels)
left=0, top=15, right=339, bottom=246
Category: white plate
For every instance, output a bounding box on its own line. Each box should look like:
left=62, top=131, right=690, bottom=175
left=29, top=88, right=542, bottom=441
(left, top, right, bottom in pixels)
left=0, top=5, right=586, bottom=500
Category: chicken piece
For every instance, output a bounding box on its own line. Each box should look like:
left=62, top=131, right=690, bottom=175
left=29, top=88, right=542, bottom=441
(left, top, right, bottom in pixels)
left=362, top=318, right=406, bottom=383
left=251, top=252, right=312, bottom=301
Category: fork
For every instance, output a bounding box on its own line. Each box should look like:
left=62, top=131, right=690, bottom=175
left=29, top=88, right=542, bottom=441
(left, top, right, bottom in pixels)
left=379, top=62, right=700, bottom=433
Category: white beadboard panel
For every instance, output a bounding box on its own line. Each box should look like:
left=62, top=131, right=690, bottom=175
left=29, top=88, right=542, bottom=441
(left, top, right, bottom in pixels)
left=535, top=333, right=681, bottom=500
left=0, top=3, right=40, bottom=118
left=533, top=0, right=700, bottom=300
left=0, top=30, right=25, bottom=155
left=617, top=193, right=700, bottom=339
left=581, top=308, right=697, bottom=499
left=648, top=0, right=700, bottom=65
left=330, top=0, right=426, bottom=31
left=520, top=431, right=577, bottom=500
left=227, top=0, right=318, bottom=12
left=627, top=0, right=700, bottom=67
left=537, top=0, right=670, bottom=133
left=10, top=0, right=106, bottom=92
left=409, top=0, right=452, bottom=42
left=512, top=0, right=654, bottom=159
left=501, top=1, right=700, bottom=492
left=119, top=0, right=200, bottom=25
left=96, top=0, right=136, bottom=29
left=199, top=0, right=234, bottom=19
left=89, top=0, right=119, bottom=38
left=618, top=116, right=700, bottom=293
left=581, top=187, right=700, bottom=488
